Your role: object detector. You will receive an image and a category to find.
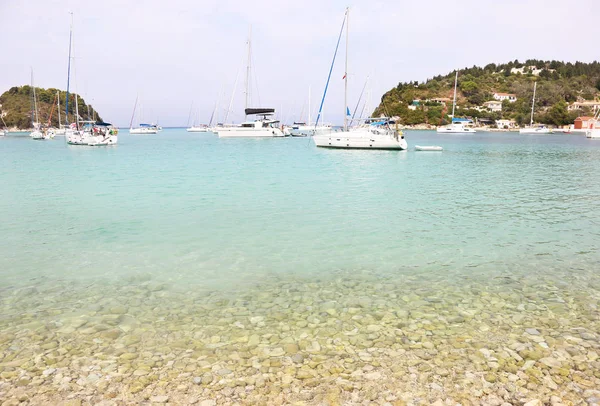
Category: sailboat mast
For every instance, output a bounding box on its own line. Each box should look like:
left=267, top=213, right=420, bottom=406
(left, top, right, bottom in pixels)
left=343, top=7, right=349, bottom=132
left=31, top=70, right=39, bottom=125
left=530, top=81, right=537, bottom=127
left=451, top=71, right=458, bottom=120
left=66, top=12, right=73, bottom=125
left=244, top=26, right=252, bottom=121
left=129, top=95, right=138, bottom=129
left=57, top=91, right=62, bottom=128
left=308, top=86, right=311, bottom=126
left=74, top=94, right=79, bottom=129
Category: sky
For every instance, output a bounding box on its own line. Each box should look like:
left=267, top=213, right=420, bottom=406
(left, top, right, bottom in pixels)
left=1, top=0, right=598, bottom=127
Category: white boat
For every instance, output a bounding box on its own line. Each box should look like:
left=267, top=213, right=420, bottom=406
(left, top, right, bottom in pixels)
left=519, top=125, right=553, bottom=134
left=437, top=119, right=477, bottom=133
left=290, top=87, right=333, bottom=137
left=129, top=123, right=158, bottom=134
left=187, top=125, right=210, bottom=132
left=67, top=121, right=118, bottom=146
left=128, top=95, right=157, bottom=134
left=313, top=124, right=407, bottom=150
left=520, top=82, right=552, bottom=134
left=415, top=145, right=443, bottom=151
left=216, top=29, right=285, bottom=138
left=217, top=108, right=284, bottom=137
left=47, top=91, right=67, bottom=136
left=28, top=70, right=53, bottom=140
left=313, top=8, right=406, bottom=151
left=0, top=131, right=5, bottom=137
left=63, top=14, right=117, bottom=146
left=436, top=71, right=476, bottom=134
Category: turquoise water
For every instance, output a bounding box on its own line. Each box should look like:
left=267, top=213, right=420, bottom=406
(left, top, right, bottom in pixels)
left=1, top=130, right=600, bottom=404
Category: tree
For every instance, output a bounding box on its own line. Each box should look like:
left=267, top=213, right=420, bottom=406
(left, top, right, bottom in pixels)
left=544, top=101, right=570, bottom=126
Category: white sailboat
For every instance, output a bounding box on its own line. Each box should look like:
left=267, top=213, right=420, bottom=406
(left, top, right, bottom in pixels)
left=129, top=96, right=158, bottom=134
left=29, top=69, right=52, bottom=140
left=0, top=114, right=7, bottom=136
left=64, top=13, right=118, bottom=146
left=436, top=71, right=476, bottom=134
left=313, top=8, right=407, bottom=150
left=519, top=82, right=552, bottom=134
left=216, top=28, right=284, bottom=138
left=290, top=87, right=332, bottom=137
left=49, top=91, right=66, bottom=137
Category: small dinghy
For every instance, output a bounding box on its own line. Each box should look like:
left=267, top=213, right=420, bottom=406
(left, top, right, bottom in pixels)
left=415, top=145, right=443, bottom=151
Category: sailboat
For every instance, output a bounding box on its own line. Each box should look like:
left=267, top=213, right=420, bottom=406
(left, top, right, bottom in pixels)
left=312, top=8, right=407, bottom=150
left=216, top=28, right=284, bottom=138
left=187, top=98, right=218, bottom=133
left=129, top=96, right=158, bottom=134
left=0, top=113, right=7, bottom=136
left=54, top=91, right=66, bottom=135
left=436, top=71, right=476, bottom=134
left=64, top=13, right=118, bottom=146
left=29, top=69, right=51, bottom=140
left=290, top=87, right=332, bottom=137
left=519, top=82, right=552, bottom=134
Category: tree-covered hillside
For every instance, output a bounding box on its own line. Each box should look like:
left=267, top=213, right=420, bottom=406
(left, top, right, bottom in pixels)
left=0, top=86, right=102, bottom=129
left=374, top=60, right=600, bottom=126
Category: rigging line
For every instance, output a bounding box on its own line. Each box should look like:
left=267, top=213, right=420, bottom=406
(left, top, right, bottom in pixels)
left=250, top=47, right=261, bottom=108
left=314, top=9, right=347, bottom=129
left=186, top=101, right=194, bottom=127
left=226, top=52, right=246, bottom=124
left=350, top=76, right=368, bottom=126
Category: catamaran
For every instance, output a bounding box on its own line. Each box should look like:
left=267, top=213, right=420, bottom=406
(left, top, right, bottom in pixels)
left=215, top=28, right=284, bottom=138
left=312, top=8, right=406, bottom=150
left=519, top=82, right=552, bottom=134
left=436, top=71, right=476, bottom=134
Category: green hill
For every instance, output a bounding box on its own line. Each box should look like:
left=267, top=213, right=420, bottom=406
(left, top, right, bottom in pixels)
left=0, top=86, right=102, bottom=129
left=373, top=60, right=600, bottom=126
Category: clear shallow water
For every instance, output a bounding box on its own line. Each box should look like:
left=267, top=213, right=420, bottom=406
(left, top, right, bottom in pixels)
left=1, top=130, right=600, bottom=404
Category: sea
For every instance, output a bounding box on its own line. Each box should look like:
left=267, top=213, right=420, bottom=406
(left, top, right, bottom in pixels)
left=1, top=130, right=599, bottom=404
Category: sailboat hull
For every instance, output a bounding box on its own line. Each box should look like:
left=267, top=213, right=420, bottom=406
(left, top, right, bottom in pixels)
left=129, top=128, right=157, bottom=134
left=217, top=128, right=285, bottom=137
left=519, top=128, right=553, bottom=134
left=313, top=129, right=407, bottom=150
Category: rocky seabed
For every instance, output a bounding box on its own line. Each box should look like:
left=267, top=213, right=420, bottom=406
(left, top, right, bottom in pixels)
left=1, top=268, right=599, bottom=405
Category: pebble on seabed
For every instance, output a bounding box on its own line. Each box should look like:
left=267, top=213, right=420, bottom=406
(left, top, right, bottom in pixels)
left=0, top=268, right=599, bottom=405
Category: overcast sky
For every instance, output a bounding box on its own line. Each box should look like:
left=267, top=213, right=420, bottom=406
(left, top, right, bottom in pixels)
left=1, top=0, right=598, bottom=127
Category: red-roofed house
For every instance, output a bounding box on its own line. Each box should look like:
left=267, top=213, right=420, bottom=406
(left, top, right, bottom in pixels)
left=574, top=116, right=597, bottom=130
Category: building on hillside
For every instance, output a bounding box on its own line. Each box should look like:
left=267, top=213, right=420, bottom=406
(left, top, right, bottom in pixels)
left=574, top=116, right=597, bottom=129
left=511, top=66, right=543, bottom=76
left=429, top=97, right=451, bottom=105
left=493, top=93, right=517, bottom=102
left=408, top=100, right=420, bottom=111
left=567, top=101, right=600, bottom=113
left=483, top=101, right=502, bottom=112
left=495, top=119, right=517, bottom=129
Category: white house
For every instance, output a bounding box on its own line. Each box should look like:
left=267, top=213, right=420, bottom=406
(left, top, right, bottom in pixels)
left=493, top=92, right=517, bottom=102
left=483, top=101, right=502, bottom=112
left=496, top=119, right=517, bottom=129
left=511, top=66, right=543, bottom=76
left=567, top=101, right=600, bottom=113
